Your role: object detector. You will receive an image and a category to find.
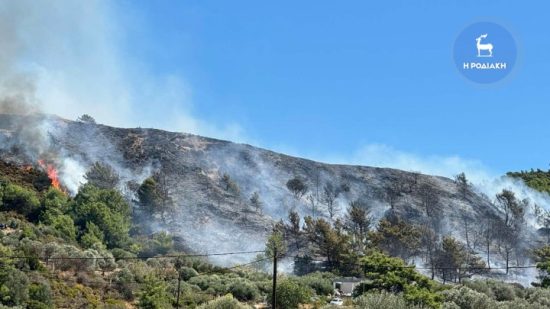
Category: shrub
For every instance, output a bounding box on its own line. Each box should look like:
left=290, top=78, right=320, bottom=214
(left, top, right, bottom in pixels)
left=41, top=212, right=76, bottom=241
left=526, top=288, right=550, bottom=307
left=42, top=188, right=69, bottom=214
left=139, top=232, right=173, bottom=256
left=298, top=272, right=334, bottom=296
left=228, top=279, right=259, bottom=301
left=354, top=292, right=425, bottom=309
left=179, top=267, right=199, bottom=281
left=114, top=268, right=136, bottom=300
left=197, top=294, right=251, bottom=309
left=0, top=266, right=29, bottom=306
left=111, top=248, right=136, bottom=259
left=28, top=282, right=52, bottom=306
left=1, top=183, right=40, bottom=218
left=137, top=275, right=173, bottom=309
left=266, top=278, right=313, bottom=309
left=442, top=286, right=496, bottom=309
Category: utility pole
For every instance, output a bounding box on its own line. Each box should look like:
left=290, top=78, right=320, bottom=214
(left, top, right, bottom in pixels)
left=175, top=271, right=182, bottom=308
left=271, top=247, right=277, bottom=309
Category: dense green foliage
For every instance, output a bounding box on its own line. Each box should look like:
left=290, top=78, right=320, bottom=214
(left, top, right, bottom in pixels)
left=71, top=184, right=131, bottom=248
left=267, top=278, right=313, bottom=309
left=355, top=251, right=441, bottom=308
left=507, top=169, right=550, bottom=193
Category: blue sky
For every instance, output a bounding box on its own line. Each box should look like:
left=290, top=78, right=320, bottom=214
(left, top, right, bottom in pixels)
left=4, top=1, right=549, bottom=176
left=109, top=0, right=550, bottom=174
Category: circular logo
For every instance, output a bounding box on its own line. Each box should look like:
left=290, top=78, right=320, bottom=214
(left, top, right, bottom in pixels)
left=453, top=22, right=517, bottom=84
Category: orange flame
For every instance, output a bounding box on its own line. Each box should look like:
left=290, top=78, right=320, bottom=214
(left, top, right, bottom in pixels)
left=37, top=160, right=62, bottom=190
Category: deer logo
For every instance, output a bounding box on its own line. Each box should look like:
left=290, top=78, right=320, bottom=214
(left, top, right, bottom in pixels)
left=476, top=34, right=493, bottom=57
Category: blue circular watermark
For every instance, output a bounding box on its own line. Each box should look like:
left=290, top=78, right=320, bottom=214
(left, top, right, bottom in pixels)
left=453, top=22, right=517, bottom=84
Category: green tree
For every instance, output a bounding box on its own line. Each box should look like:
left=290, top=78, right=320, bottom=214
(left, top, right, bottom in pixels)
left=39, top=187, right=77, bottom=240
left=42, top=212, right=77, bottom=241
left=84, top=162, right=120, bottom=189
left=369, top=217, right=421, bottom=261
left=138, top=175, right=174, bottom=222
left=137, top=177, right=162, bottom=214
left=267, top=279, right=313, bottom=309
left=435, top=236, right=486, bottom=283
left=28, top=282, right=52, bottom=308
left=496, top=189, right=524, bottom=227
left=0, top=266, right=29, bottom=306
left=80, top=221, right=105, bottom=248
left=286, top=177, right=308, bottom=199
left=303, top=216, right=352, bottom=272
left=77, top=114, right=96, bottom=123
left=265, top=229, right=287, bottom=261
left=534, top=245, right=550, bottom=287
left=454, top=172, right=470, bottom=199
left=344, top=200, right=372, bottom=252
left=507, top=169, right=550, bottom=193
left=1, top=182, right=40, bottom=218
left=71, top=184, right=131, bottom=248
left=137, top=275, right=173, bottom=309
left=354, top=251, right=441, bottom=308
left=228, top=279, right=259, bottom=301
left=42, top=187, right=70, bottom=213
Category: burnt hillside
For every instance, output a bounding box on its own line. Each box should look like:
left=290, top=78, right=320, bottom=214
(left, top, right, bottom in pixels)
left=0, top=113, right=508, bottom=264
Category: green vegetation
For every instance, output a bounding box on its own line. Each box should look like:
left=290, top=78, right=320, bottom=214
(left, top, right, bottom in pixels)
left=354, top=251, right=441, bottom=308
left=4, top=160, right=550, bottom=308
left=267, top=278, right=313, bottom=309
left=0, top=162, right=260, bottom=308
left=507, top=169, right=550, bottom=193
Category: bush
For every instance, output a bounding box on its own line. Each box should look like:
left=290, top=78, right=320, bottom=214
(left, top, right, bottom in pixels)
left=298, top=272, right=334, bottom=296
left=442, top=286, right=496, bottom=309
left=28, top=282, right=52, bottom=306
left=1, top=183, right=40, bottom=218
left=354, top=292, right=425, bottom=309
left=0, top=266, right=29, bottom=306
left=179, top=267, right=199, bottom=281
left=189, top=275, right=228, bottom=295
left=113, top=268, right=136, bottom=300
left=111, top=248, right=137, bottom=260
left=42, top=188, right=69, bottom=214
left=522, top=288, right=550, bottom=307
left=228, top=279, right=259, bottom=301
left=197, top=294, right=251, bottom=309
left=41, top=212, right=76, bottom=241
left=137, top=275, right=173, bottom=309
left=139, top=232, right=173, bottom=256
left=266, top=278, right=313, bottom=309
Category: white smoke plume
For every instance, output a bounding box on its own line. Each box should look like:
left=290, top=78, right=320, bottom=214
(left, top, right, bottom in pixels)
left=329, top=143, right=550, bottom=217
left=0, top=0, right=245, bottom=142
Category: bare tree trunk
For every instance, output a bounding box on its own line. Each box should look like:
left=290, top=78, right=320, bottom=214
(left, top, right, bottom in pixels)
left=487, top=242, right=491, bottom=268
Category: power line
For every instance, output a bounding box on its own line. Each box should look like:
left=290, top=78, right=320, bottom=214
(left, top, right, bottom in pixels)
left=290, top=254, right=540, bottom=271
left=0, top=250, right=265, bottom=261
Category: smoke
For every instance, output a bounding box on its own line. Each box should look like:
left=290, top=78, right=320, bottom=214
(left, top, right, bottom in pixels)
left=334, top=143, right=550, bottom=215
left=0, top=0, right=245, bottom=142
